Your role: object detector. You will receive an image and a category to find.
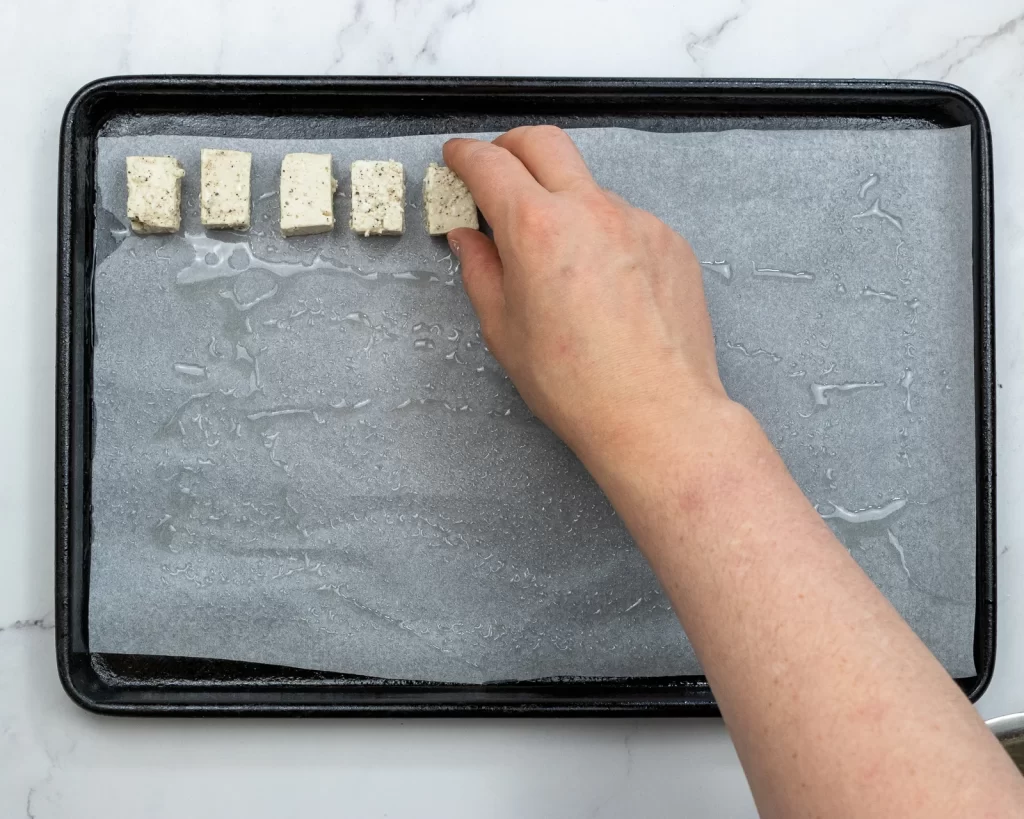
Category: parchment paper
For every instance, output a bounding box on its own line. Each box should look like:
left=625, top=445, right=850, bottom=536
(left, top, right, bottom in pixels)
left=89, top=126, right=977, bottom=681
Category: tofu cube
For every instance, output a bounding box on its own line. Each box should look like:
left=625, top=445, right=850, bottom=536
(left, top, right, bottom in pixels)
left=201, top=149, right=252, bottom=230
left=350, top=160, right=405, bottom=236
left=280, top=153, right=337, bottom=237
left=423, top=163, right=478, bottom=236
left=126, top=156, right=184, bottom=234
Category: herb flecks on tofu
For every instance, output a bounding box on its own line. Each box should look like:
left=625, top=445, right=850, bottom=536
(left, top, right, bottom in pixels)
left=280, top=153, right=337, bottom=237
left=423, top=163, right=478, bottom=236
left=350, top=160, right=405, bottom=237
left=201, top=149, right=252, bottom=230
left=126, top=156, right=185, bottom=234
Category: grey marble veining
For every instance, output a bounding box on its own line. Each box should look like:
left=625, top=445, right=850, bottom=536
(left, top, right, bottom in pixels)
left=3, top=0, right=1024, bottom=816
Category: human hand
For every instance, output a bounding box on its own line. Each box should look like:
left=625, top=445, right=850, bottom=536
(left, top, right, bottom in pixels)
left=444, top=126, right=731, bottom=468
left=448, top=128, right=1024, bottom=819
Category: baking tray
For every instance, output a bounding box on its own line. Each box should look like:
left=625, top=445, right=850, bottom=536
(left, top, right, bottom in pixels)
left=56, top=76, right=995, bottom=716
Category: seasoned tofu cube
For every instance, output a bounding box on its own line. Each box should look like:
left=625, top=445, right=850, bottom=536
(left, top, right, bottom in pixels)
left=350, top=160, right=405, bottom=236
left=423, top=163, right=478, bottom=236
left=201, top=149, right=252, bottom=230
left=126, top=156, right=184, bottom=234
left=280, top=153, right=337, bottom=237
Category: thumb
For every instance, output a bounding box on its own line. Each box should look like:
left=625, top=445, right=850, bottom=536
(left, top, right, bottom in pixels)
left=449, top=228, right=507, bottom=352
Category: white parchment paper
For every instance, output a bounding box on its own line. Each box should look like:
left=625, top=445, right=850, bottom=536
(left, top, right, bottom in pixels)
left=88, top=126, right=976, bottom=681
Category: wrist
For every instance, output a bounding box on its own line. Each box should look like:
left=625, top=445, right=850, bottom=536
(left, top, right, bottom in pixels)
left=579, top=389, right=753, bottom=478
left=576, top=392, right=765, bottom=536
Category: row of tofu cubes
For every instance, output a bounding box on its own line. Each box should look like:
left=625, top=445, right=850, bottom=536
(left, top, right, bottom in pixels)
left=125, top=150, right=478, bottom=237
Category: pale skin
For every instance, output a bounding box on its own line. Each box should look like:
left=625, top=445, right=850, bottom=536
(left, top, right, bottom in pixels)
left=443, top=126, right=1024, bottom=819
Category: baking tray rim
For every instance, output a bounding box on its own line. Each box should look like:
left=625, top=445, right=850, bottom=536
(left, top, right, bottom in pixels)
left=55, top=75, right=995, bottom=716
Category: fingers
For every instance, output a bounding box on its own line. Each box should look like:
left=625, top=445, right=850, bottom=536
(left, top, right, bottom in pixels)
left=493, top=126, right=594, bottom=192
left=443, top=138, right=545, bottom=228
left=449, top=228, right=507, bottom=354
left=603, top=189, right=632, bottom=208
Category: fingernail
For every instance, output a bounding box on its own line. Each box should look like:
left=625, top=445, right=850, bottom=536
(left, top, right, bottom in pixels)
left=448, top=235, right=461, bottom=258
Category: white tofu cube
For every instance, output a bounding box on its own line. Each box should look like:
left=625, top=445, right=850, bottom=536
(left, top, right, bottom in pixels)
left=126, top=156, right=184, bottom=234
left=280, top=153, right=337, bottom=237
left=201, top=149, right=252, bottom=230
left=423, top=163, right=478, bottom=236
left=350, top=160, right=405, bottom=236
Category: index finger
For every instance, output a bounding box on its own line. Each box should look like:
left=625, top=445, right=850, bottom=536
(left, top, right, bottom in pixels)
left=493, top=126, right=594, bottom=192
left=443, top=138, right=546, bottom=229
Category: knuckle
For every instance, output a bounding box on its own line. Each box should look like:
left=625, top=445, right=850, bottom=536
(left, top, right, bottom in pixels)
left=601, top=188, right=631, bottom=207
left=580, top=187, right=617, bottom=212
left=466, top=142, right=508, bottom=171
left=526, top=124, right=569, bottom=144
left=581, top=190, right=631, bottom=234
left=632, top=208, right=671, bottom=240
left=512, top=197, right=555, bottom=236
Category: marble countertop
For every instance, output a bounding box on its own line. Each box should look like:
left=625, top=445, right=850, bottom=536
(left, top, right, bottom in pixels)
left=2, top=0, right=1023, bottom=816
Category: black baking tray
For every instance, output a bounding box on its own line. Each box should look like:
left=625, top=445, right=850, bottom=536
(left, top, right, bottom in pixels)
left=56, top=76, right=996, bottom=716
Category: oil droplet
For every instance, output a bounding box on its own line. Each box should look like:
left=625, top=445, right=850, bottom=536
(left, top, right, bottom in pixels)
left=852, top=199, right=903, bottom=231
left=392, top=270, right=436, bottom=283
left=900, top=368, right=914, bottom=412
left=247, top=407, right=321, bottom=422
left=174, top=363, right=207, bottom=378
left=752, top=263, right=815, bottom=282
left=700, top=260, right=733, bottom=283
left=887, top=528, right=911, bottom=578
left=809, top=381, right=885, bottom=409
left=825, top=468, right=837, bottom=490
left=904, top=297, right=921, bottom=336
left=219, top=283, right=279, bottom=311
left=818, top=497, right=907, bottom=523
left=413, top=338, right=435, bottom=351
left=861, top=286, right=897, bottom=302
left=858, top=173, right=880, bottom=200
left=344, top=312, right=372, bottom=328
left=725, top=340, right=782, bottom=363
left=177, top=234, right=368, bottom=284
left=228, top=247, right=251, bottom=271
left=836, top=282, right=847, bottom=295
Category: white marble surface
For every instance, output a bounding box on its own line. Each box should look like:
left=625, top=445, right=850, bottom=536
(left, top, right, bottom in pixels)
left=1, top=0, right=1022, bottom=816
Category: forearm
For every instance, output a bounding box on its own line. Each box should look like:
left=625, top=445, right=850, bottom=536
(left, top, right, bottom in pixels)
left=441, top=127, right=1023, bottom=815
left=581, top=399, right=1024, bottom=819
